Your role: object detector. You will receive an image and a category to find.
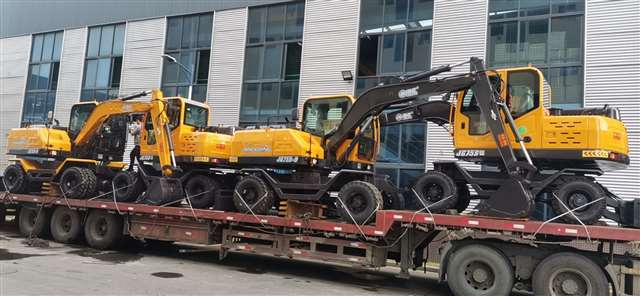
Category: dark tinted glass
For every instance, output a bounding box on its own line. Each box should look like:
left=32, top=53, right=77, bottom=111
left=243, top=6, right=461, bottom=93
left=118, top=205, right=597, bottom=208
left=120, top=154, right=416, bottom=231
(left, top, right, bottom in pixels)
left=112, top=24, right=125, bottom=55
left=379, top=125, right=400, bottom=162
left=192, top=85, right=207, bottom=102
left=31, top=34, right=43, bottom=62
left=285, top=3, right=304, bottom=40
left=284, top=42, right=302, bottom=80
left=247, top=8, right=266, bottom=44
left=244, top=46, right=263, bottom=81
left=550, top=16, right=582, bottom=63
left=181, top=15, right=197, bottom=49
left=360, top=0, right=384, bottom=33
left=358, top=35, right=379, bottom=76
left=197, top=14, right=213, bottom=48
left=384, top=0, right=408, bottom=26
left=87, top=27, right=101, bottom=57
left=52, top=32, right=63, bottom=61
left=519, top=19, right=548, bottom=65
left=99, top=25, right=114, bottom=56
left=552, top=0, right=584, bottom=13
left=84, top=59, right=98, bottom=88
left=520, top=0, right=550, bottom=17
left=197, top=50, right=210, bottom=84
left=380, top=33, right=405, bottom=74
left=162, top=58, right=179, bottom=84
left=279, top=81, right=298, bottom=115
left=489, top=21, right=518, bottom=66
left=110, top=57, right=122, bottom=88
left=401, top=123, right=425, bottom=163
left=41, top=33, right=55, bottom=61
left=266, top=5, right=285, bottom=42
left=408, top=0, right=434, bottom=23
left=259, top=82, right=279, bottom=121
left=262, top=44, right=283, bottom=79
left=405, top=30, right=430, bottom=72
left=50, top=62, right=59, bottom=90
left=37, top=63, right=50, bottom=89
left=489, top=0, right=518, bottom=19
left=178, top=51, right=195, bottom=83
left=240, top=83, right=259, bottom=122
left=166, top=17, right=182, bottom=50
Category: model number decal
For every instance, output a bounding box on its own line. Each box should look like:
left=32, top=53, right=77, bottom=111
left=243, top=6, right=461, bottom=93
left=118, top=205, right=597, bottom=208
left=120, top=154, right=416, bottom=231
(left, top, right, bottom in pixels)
left=276, top=156, right=299, bottom=163
left=455, top=150, right=485, bottom=157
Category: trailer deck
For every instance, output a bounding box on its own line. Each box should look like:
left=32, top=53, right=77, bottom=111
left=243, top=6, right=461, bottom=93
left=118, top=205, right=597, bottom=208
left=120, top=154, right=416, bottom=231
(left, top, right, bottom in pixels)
left=1, top=191, right=639, bottom=296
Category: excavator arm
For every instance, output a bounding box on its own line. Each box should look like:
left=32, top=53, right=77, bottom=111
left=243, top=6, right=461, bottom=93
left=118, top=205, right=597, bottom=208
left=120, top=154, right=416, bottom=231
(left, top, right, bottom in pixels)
left=71, top=90, right=178, bottom=176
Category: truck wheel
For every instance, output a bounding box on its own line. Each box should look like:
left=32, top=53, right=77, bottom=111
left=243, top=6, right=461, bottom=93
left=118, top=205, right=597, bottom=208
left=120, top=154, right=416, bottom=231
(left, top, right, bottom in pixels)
left=185, top=175, right=218, bottom=209
left=60, top=167, right=94, bottom=199
left=4, top=164, right=31, bottom=193
left=233, top=175, right=274, bottom=214
left=412, top=171, right=458, bottom=213
left=446, top=244, right=514, bottom=296
left=84, top=210, right=123, bottom=250
left=551, top=176, right=606, bottom=225
left=112, top=171, right=144, bottom=202
left=455, top=184, right=471, bottom=213
left=532, top=253, right=608, bottom=296
left=18, top=206, right=50, bottom=238
left=337, top=181, right=383, bottom=224
left=50, top=206, right=82, bottom=243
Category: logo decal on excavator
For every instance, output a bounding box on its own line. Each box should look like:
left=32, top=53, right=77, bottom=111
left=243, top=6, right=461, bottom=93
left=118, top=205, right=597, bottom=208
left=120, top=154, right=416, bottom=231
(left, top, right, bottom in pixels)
left=242, top=145, right=271, bottom=153
left=394, top=112, right=415, bottom=121
left=398, top=86, right=419, bottom=98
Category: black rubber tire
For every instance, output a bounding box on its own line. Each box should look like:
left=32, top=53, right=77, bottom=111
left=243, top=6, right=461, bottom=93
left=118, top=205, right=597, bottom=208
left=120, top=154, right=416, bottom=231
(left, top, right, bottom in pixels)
left=18, top=206, right=50, bottom=238
left=185, top=174, right=219, bottom=209
left=412, top=171, right=458, bottom=213
left=532, top=252, right=608, bottom=296
left=50, top=206, right=83, bottom=243
left=446, top=244, right=514, bottom=296
left=233, top=175, right=274, bottom=214
left=60, top=167, right=95, bottom=199
left=551, top=176, right=606, bottom=225
left=112, top=171, right=144, bottom=202
left=4, top=164, right=31, bottom=193
left=84, top=210, right=124, bottom=250
left=455, top=184, right=471, bottom=213
left=81, top=168, right=98, bottom=198
left=337, top=181, right=383, bottom=225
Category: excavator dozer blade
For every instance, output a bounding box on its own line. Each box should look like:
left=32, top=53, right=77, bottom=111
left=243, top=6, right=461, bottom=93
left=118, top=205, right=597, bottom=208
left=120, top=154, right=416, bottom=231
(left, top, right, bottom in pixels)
left=477, top=178, right=534, bottom=219
left=140, top=176, right=185, bottom=206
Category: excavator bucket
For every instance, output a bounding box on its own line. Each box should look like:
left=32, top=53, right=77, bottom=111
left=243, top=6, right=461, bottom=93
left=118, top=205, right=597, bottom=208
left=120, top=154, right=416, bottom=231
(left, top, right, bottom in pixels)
left=140, top=175, right=184, bottom=206
left=476, top=177, right=534, bottom=218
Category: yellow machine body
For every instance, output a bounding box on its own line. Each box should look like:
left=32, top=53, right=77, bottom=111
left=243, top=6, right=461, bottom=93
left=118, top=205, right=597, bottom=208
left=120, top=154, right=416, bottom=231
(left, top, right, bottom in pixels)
left=230, top=95, right=378, bottom=167
left=140, top=98, right=233, bottom=165
left=453, top=66, right=629, bottom=171
left=7, top=127, right=71, bottom=158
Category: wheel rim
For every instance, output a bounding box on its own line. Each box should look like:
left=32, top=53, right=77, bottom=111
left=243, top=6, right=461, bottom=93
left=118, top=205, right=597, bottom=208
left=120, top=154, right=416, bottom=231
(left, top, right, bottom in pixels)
left=27, top=210, right=37, bottom=227
left=94, top=218, right=108, bottom=237
left=346, top=194, right=367, bottom=214
left=241, top=186, right=259, bottom=204
left=549, top=268, right=591, bottom=296
left=5, top=169, right=18, bottom=186
left=64, top=173, right=79, bottom=191
left=463, top=261, right=495, bottom=291
left=422, top=183, right=444, bottom=202
left=60, top=214, right=72, bottom=232
left=567, top=190, right=590, bottom=212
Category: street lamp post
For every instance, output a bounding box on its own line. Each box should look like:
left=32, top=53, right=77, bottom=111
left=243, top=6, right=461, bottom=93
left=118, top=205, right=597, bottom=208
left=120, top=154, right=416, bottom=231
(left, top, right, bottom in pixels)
left=161, top=54, right=194, bottom=100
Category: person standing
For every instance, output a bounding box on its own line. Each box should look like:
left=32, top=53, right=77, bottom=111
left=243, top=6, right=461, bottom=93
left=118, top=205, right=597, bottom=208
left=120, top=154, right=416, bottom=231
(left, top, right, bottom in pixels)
left=128, top=116, right=142, bottom=171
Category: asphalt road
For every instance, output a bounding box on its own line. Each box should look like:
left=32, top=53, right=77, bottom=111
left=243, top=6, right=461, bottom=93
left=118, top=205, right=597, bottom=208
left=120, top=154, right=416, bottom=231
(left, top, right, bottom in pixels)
left=0, top=223, right=452, bottom=295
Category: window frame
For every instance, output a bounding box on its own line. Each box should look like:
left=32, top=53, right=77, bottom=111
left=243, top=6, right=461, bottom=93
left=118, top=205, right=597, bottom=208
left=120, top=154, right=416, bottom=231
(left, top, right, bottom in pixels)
left=161, top=13, right=214, bottom=103
left=486, top=0, right=585, bottom=108
left=81, top=23, right=126, bottom=102
left=240, top=2, right=305, bottom=126
left=22, top=31, right=63, bottom=126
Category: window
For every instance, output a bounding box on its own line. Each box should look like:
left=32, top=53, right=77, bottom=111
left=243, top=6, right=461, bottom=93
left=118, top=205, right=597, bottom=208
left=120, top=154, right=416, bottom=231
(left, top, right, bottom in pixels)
left=240, top=2, right=305, bottom=126
left=22, top=31, right=63, bottom=126
left=356, top=0, right=433, bottom=95
left=162, top=13, right=213, bottom=102
left=302, top=97, right=351, bottom=137
left=81, top=23, right=126, bottom=102
left=184, top=103, right=208, bottom=129
left=357, top=1, right=433, bottom=188
left=487, top=0, right=584, bottom=108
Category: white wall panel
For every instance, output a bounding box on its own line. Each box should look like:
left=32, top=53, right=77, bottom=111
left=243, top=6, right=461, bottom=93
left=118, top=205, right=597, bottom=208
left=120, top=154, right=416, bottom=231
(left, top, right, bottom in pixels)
left=54, top=28, right=86, bottom=126
left=584, top=0, right=640, bottom=199
left=119, top=18, right=165, bottom=94
left=207, top=8, right=247, bottom=126
left=0, top=35, right=30, bottom=171
left=426, top=0, right=488, bottom=170
left=297, top=0, right=359, bottom=111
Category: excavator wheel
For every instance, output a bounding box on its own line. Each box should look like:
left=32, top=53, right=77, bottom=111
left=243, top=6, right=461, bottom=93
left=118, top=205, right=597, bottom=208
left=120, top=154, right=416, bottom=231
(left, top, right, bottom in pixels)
left=80, top=168, right=98, bottom=198
left=551, top=176, right=606, bottom=225
left=60, top=167, right=97, bottom=199
left=412, top=171, right=458, bottom=213
left=184, top=175, right=219, bottom=209
left=337, top=181, right=383, bottom=224
left=3, top=164, right=32, bottom=193
left=233, top=175, right=274, bottom=215
left=112, top=171, right=144, bottom=202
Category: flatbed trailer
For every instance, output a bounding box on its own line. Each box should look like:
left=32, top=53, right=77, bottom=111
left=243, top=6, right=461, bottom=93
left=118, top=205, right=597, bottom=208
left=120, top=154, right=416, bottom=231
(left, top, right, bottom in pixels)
left=1, top=191, right=638, bottom=296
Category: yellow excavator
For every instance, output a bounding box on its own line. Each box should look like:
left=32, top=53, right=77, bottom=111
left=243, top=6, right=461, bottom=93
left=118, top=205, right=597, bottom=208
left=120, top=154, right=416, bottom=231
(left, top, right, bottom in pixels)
left=230, top=57, right=636, bottom=227
left=380, top=60, right=636, bottom=227
left=4, top=90, right=183, bottom=204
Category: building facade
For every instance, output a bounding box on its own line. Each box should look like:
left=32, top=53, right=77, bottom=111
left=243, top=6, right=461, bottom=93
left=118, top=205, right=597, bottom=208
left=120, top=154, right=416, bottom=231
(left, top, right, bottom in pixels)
left=0, top=0, right=638, bottom=199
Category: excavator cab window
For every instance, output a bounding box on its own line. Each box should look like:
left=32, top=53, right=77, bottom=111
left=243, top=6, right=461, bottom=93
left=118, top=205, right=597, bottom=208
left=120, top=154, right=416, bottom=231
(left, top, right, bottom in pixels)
left=506, top=70, right=539, bottom=118
left=357, top=119, right=376, bottom=160
left=184, top=103, right=208, bottom=129
left=303, top=97, right=351, bottom=137
left=68, top=103, right=97, bottom=140
left=461, top=89, right=489, bottom=135
left=166, top=99, right=181, bottom=130
left=144, top=112, right=156, bottom=145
